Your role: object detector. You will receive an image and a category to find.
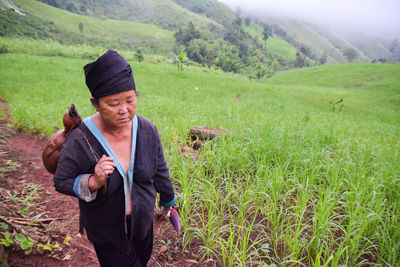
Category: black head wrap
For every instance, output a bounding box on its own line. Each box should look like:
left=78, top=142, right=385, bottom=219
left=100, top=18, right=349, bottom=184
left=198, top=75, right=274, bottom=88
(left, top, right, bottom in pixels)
left=83, top=50, right=135, bottom=98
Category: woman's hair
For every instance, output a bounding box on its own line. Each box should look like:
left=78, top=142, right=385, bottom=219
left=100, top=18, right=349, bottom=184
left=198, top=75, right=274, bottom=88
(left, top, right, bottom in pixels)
left=93, top=97, right=99, bottom=106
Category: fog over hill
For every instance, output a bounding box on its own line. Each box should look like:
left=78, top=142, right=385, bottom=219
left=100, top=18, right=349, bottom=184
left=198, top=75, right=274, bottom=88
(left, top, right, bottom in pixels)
left=218, top=0, right=400, bottom=38
left=219, top=0, right=400, bottom=38
left=217, top=0, right=400, bottom=63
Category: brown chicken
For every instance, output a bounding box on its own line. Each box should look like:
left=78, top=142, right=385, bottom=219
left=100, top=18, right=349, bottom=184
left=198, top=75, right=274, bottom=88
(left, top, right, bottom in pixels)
left=42, top=103, right=82, bottom=174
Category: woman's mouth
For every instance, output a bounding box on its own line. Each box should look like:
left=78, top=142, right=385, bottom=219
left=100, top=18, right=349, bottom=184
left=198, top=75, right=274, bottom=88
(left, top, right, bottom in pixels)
left=116, top=117, right=129, bottom=122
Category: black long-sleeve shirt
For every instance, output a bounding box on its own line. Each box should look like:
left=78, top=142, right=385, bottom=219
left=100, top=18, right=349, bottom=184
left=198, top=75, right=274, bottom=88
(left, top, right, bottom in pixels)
left=54, top=115, right=176, bottom=248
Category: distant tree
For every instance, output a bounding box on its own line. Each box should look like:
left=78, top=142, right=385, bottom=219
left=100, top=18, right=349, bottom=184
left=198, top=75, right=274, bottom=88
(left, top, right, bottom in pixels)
left=186, top=39, right=206, bottom=65
left=205, top=44, right=218, bottom=68
left=40, top=0, right=62, bottom=9
left=249, top=64, right=267, bottom=80
left=78, top=22, right=86, bottom=46
left=168, top=50, right=188, bottom=71
left=272, top=24, right=286, bottom=37
left=207, top=23, right=218, bottom=36
left=343, top=48, right=358, bottom=62
left=186, top=39, right=218, bottom=68
left=224, top=18, right=248, bottom=44
left=300, top=45, right=317, bottom=60
left=238, top=41, right=249, bottom=63
left=371, top=58, right=386, bottom=63
left=319, top=52, right=327, bottom=65
left=235, top=6, right=241, bottom=16
left=276, top=57, right=285, bottom=65
left=271, top=59, right=281, bottom=74
left=262, top=24, right=272, bottom=50
left=79, top=5, right=87, bottom=14
left=390, top=39, right=400, bottom=61
left=174, top=21, right=201, bottom=46
left=65, top=2, right=77, bottom=13
left=177, top=50, right=187, bottom=71
left=232, top=17, right=242, bottom=30
left=214, top=41, right=242, bottom=73
left=135, top=48, right=144, bottom=62
left=251, top=35, right=263, bottom=50
left=294, top=51, right=308, bottom=68
left=244, top=17, right=251, bottom=26
left=299, top=46, right=310, bottom=57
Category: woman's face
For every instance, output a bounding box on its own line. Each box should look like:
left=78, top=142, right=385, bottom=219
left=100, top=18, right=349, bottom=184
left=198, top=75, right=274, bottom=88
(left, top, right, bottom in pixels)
left=94, top=90, right=137, bottom=129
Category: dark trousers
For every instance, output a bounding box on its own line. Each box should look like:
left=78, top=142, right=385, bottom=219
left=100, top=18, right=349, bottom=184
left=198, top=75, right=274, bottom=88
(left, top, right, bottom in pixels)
left=93, top=217, right=153, bottom=267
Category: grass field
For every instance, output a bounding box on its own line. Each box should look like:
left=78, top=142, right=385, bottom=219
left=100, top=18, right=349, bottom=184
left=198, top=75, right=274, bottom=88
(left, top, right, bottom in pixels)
left=0, top=43, right=399, bottom=266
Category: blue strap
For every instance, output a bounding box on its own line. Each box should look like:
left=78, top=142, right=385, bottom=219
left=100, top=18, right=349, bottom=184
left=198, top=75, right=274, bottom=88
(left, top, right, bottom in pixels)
left=83, top=116, right=138, bottom=211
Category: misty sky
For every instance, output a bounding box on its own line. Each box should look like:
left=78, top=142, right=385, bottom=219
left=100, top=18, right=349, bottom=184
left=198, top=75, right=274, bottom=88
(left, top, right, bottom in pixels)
left=218, top=0, right=400, bottom=37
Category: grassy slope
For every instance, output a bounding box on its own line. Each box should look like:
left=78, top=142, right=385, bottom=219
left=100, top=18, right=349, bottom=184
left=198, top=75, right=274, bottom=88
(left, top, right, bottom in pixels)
left=261, top=17, right=362, bottom=63
left=244, top=21, right=297, bottom=61
left=304, top=21, right=392, bottom=61
left=172, top=0, right=236, bottom=26
left=341, top=30, right=392, bottom=60
left=14, top=0, right=174, bottom=47
left=58, top=0, right=222, bottom=31
left=0, top=8, right=82, bottom=43
left=266, top=36, right=297, bottom=61
left=267, top=64, right=400, bottom=124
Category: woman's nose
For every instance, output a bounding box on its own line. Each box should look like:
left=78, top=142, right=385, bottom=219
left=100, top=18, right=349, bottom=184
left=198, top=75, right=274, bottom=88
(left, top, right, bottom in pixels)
left=118, top=104, right=128, bottom=114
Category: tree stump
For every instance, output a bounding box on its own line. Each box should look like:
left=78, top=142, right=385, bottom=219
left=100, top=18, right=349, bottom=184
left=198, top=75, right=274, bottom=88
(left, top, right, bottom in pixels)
left=180, top=126, right=230, bottom=160
left=189, top=126, right=230, bottom=142
left=189, top=126, right=230, bottom=150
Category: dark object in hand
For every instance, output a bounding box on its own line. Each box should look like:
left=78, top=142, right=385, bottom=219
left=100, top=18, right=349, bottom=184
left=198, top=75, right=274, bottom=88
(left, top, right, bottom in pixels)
left=160, top=206, right=181, bottom=233
left=42, top=104, right=82, bottom=174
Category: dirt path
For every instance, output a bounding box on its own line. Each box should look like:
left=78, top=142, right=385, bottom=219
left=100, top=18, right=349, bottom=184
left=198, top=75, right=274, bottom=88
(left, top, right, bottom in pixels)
left=0, top=102, right=208, bottom=266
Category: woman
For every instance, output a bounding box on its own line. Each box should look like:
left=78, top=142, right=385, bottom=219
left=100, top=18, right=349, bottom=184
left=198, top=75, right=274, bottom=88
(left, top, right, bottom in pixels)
left=54, top=50, right=177, bottom=266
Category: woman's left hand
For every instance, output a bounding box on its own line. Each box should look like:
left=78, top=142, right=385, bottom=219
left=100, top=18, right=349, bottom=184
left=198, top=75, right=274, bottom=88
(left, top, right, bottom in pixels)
left=88, top=155, right=116, bottom=191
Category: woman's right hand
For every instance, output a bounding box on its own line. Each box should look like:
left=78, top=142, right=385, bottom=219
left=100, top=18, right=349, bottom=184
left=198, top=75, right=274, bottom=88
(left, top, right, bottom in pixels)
left=88, top=155, right=116, bottom=192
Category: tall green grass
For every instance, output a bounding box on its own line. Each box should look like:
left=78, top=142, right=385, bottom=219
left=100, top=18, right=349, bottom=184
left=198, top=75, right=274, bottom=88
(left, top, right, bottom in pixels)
left=0, top=37, right=107, bottom=59
left=0, top=45, right=399, bottom=266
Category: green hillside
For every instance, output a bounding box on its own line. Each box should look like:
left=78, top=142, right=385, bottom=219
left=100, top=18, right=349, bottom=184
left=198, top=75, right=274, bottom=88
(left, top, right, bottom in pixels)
left=26, top=0, right=396, bottom=64
left=266, top=36, right=297, bottom=61
left=36, top=0, right=223, bottom=31
left=243, top=21, right=296, bottom=61
left=341, top=30, right=393, bottom=61
left=172, top=0, right=236, bottom=27
left=0, top=8, right=82, bottom=44
left=1, top=0, right=296, bottom=75
left=268, top=63, right=400, bottom=88
left=8, top=0, right=174, bottom=51
left=266, top=63, right=400, bottom=124
left=261, top=16, right=393, bottom=63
